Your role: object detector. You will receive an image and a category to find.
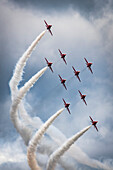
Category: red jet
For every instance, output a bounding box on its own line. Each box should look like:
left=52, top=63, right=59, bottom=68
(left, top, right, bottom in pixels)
left=44, top=20, right=53, bottom=36
left=78, top=90, right=87, bottom=105
left=72, top=66, right=81, bottom=82
left=84, top=58, right=93, bottom=74
left=58, top=49, right=67, bottom=65
left=58, top=74, right=67, bottom=90
left=89, top=116, right=98, bottom=131
left=45, top=58, right=53, bottom=72
left=63, top=98, right=71, bottom=114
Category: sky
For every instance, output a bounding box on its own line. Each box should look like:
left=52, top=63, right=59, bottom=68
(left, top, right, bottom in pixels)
left=0, top=0, right=113, bottom=169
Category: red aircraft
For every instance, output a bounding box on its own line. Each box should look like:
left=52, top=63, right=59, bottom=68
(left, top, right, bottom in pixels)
left=45, top=58, right=53, bottom=72
left=84, top=58, right=93, bottom=74
left=72, top=66, right=81, bottom=82
left=78, top=90, right=87, bottom=105
left=58, top=74, right=67, bottom=90
left=58, top=49, right=67, bottom=65
left=89, top=116, right=98, bottom=131
left=63, top=98, right=71, bottom=114
left=44, top=20, right=53, bottom=36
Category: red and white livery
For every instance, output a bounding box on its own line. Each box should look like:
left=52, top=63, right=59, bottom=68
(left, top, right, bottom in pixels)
left=58, top=74, right=67, bottom=90
left=44, top=20, right=53, bottom=36
left=58, top=49, right=67, bottom=65
left=78, top=90, right=87, bottom=105
left=63, top=98, right=71, bottom=114
left=84, top=58, right=93, bottom=74
left=72, top=66, right=81, bottom=82
left=45, top=58, right=53, bottom=73
left=89, top=116, right=98, bottom=131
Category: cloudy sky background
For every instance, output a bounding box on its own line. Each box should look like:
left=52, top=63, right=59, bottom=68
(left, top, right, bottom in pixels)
left=0, top=0, right=113, bottom=169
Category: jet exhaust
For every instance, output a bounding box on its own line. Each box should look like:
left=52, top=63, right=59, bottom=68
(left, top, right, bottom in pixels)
left=9, top=30, right=47, bottom=145
left=27, top=108, right=64, bottom=170
left=9, top=30, right=46, bottom=101
left=47, top=125, right=92, bottom=170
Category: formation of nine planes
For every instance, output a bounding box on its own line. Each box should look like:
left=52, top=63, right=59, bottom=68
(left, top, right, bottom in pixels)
left=44, top=20, right=98, bottom=132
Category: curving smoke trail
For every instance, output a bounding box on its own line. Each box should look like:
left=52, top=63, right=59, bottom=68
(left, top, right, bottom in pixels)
left=9, top=30, right=46, bottom=100
left=20, top=109, right=112, bottom=170
left=27, top=108, right=64, bottom=170
left=10, top=67, right=47, bottom=145
left=47, top=125, right=92, bottom=170
left=9, top=30, right=47, bottom=145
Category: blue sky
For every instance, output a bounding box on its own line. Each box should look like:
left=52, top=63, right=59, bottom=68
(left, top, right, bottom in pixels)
left=0, top=0, right=113, bottom=169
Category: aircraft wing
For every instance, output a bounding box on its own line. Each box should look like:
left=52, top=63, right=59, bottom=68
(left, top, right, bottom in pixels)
left=84, top=58, right=88, bottom=64
left=58, top=49, right=62, bottom=56
left=62, top=98, right=66, bottom=105
left=72, top=66, right=76, bottom=72
left=89, top=116, right=93, bottom=122
left=83, top=98, right=87, bottom=105
left=67, top=107, right=71, bottom=114
left=58, top=74, right=62, bottom=81
left=89, top=67, right=93, bottom=74
left=49, top=66, right=53, bottom=73
left=49, top=29, right=53, bottom=36
left=94, top=125, right=98, bottom=131
left=77, top=75, right=81, bottom=82
left=78, top=90, right=82, bottom=97
left=45, top=58, right=48, bottom=64
left=63, top=58, right=67, bottom=65
left=44, top=20, right=48, bottom=27
left=63, top=83, right=67, bottom=90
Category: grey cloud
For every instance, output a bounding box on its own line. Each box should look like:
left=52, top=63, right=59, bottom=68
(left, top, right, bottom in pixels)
left=8, top=0, right=111, bottom=17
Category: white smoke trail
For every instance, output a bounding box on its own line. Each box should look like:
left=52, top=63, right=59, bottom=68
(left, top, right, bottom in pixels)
left=9, top=30, right=46, bottom=100
left=49, top=125, right=112, bottom=170
left=20, top=107, right=112, bottom=170
left=10, top=67, right=47, bottom=145
left=47, top=125, right=92, bottom=170
left=27, top=108, right=64, bottom=170
left=9, top=30, right=47, bottom=145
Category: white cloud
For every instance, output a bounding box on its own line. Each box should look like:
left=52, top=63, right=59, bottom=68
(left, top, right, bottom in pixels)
left=0, top=138, right=26, bottom=164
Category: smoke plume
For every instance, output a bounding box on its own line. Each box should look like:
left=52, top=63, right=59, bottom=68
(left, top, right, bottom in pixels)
left=27, top=108, right=64, bottom=170
left=9, top=30, right=46, bottom=145
left=9, top=30, right=46, bottom=100
left=47, top=125, right=92, bottom=170
left=10, top=67, right=47, bottom=144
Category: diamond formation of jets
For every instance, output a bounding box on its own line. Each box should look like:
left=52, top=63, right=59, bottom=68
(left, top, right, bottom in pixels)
left=78, top=90, right=87, bottom=105
left=43, top=21, right=99, bottom=133
left=45, top=58, right=53, bottom=73
left=89, top=116, right=98, bottom=131
left=44, top=20, right=53, bottom=36
left=62, top=98, right=71, bottom=114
